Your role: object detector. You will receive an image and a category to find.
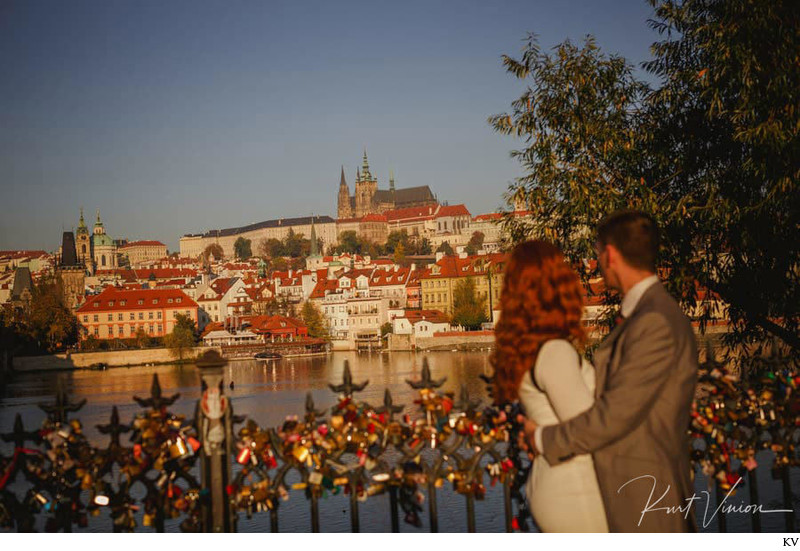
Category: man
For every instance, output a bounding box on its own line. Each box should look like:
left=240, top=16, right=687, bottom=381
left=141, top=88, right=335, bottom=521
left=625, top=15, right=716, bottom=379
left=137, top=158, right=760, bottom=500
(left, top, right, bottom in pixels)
left=518, top=210, right=699, bottom=532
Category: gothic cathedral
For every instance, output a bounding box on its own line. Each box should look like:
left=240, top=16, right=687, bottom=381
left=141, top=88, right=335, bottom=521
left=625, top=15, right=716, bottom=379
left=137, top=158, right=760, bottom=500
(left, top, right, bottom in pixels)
left=337, top=150, right=438, bottom=219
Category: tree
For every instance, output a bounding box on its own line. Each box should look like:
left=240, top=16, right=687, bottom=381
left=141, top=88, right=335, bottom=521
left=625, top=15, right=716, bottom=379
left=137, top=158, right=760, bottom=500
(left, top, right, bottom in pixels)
left=336, top=231, right=363, bottom=255
left=451, top=278, right=488, bottom=330
left=233, top=237, right=252, bottom=260
left=393, top=243, right=407, bottom=266
left=380, top=322, right=393, bottom=338
left=258, top=238, right=284, bottom=259
left=165, top=313, right=197, bottom=362
left=27, top=276, right=78, bottom=352
left=436, top=241, right=454, bottom=256
left=301, top=301, right=328, bottom=339
left=283, top=228, right=306, bottom=258
left=203, top=243, right=224, bottom=263
left=644, top=0, right=800, bottom=353
left=385, top=230, right=410, bottom=255
left=414, top=238, right=433, bottom=256
left=465, top=231, right=485, bottom=256
left=490, top=7, right=800, bottom=360
left=134, top=327, right=151, bottom=349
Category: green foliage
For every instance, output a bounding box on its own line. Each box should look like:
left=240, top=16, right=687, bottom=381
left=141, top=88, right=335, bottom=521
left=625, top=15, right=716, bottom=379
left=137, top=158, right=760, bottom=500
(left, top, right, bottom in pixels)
left=233, top=237, right=252, bottom=260
left=27, top=276, right=78, bottom=353
left=465, top=231, right=485, bottom=256
left=336, top=231, right=365, bottom=255
left=257, top=230, right=310, bottom=259
left=393, top=243, right=407, bottom=266
left=301, top=301, right=328, bottom=339
left=134, top=327, right=151, bottom=349
left=436, top=242, right=454, bottom=256
left=165, top=314, right=197, bottom=361
left=385, top=231, right=409, bottom=254
left=451, top=278, right=488, bottom=330
left=380, top=322, right=393, bottom=337
left=490, top=8, right=800, bottom=356
left=203, top=243, right=224, bottom=262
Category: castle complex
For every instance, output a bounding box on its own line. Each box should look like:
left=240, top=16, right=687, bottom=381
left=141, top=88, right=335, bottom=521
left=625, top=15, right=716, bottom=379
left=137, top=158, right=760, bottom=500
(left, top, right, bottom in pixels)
left=337, top=150, right=438, bottom=219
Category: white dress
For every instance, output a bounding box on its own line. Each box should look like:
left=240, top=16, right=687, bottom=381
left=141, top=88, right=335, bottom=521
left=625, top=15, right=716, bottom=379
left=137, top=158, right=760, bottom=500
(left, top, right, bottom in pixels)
left=518, top=339, right=609, bottom=532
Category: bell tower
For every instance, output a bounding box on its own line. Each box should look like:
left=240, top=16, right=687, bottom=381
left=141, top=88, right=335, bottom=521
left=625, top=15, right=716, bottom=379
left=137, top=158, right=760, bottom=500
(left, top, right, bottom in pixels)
left=75, top=207, right=92, bottom=273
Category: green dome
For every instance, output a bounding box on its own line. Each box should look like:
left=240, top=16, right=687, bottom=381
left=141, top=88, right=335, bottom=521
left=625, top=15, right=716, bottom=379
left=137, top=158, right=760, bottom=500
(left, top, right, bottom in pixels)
left=92, top=233, right=114, bottom=248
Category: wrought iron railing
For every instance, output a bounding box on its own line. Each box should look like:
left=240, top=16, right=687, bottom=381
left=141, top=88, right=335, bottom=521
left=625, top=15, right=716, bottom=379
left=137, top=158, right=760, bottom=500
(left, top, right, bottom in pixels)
left=0, top=349, right=798, bottom=533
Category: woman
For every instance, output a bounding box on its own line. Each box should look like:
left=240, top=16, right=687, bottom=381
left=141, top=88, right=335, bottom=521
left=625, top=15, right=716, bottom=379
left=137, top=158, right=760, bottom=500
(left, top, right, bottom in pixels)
left=492, top=240, right=608, bottom=532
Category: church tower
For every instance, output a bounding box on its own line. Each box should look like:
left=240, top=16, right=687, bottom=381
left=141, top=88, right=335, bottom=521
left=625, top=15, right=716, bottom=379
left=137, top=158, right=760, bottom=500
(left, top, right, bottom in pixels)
left=75, top=207, right=92, bottom=273
left=337, top=166, right=353, bottom=219
left=354, top=149, right=377, bottom=217
left=92, top=209, right=117, bottom=270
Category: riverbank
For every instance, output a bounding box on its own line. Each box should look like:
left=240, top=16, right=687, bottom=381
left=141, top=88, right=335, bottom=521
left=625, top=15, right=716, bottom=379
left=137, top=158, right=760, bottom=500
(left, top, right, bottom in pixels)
left=11, top=346, right=210, bottom=372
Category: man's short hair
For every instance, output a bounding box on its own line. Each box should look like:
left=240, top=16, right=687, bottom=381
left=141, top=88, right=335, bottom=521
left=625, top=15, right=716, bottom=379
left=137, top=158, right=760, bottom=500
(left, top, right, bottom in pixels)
left=597, top=210, right=659, bottom=272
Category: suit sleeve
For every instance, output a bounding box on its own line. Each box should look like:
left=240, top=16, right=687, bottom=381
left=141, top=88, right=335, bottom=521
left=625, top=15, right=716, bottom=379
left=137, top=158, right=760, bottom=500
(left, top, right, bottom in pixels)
left=540, top=311, right=676, bottom=466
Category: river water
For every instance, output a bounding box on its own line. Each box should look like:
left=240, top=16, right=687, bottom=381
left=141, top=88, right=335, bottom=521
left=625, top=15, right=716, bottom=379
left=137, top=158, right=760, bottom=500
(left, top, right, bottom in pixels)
left=0, top=351, right=795, bottom=532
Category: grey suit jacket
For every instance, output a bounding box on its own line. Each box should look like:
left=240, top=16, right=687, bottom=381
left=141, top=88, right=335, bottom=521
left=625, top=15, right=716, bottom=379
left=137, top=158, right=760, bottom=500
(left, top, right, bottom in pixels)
left=540, top=280, right=699, bottom=532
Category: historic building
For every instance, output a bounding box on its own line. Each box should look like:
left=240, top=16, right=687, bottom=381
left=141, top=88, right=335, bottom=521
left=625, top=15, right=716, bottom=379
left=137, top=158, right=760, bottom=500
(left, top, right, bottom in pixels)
left=75, top=287, right=198, bottom=341
left=119, top=240, right=168, bottom=266
left=337, top=150, right=438, bottom=219
left=74, top=208, right=119, bottom=274
left=56, top=231, right=86, bottom=310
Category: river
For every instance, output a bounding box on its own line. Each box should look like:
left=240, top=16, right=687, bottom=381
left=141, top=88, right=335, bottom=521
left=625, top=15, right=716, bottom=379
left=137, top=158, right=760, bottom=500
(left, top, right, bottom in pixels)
left=0, top=351, right=795, bottom=532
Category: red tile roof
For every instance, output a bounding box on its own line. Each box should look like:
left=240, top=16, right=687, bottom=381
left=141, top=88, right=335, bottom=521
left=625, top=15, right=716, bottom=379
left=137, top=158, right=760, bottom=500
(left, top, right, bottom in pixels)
left=435, top=204, right=471, bottom=218
left=397, top=309, right=449, bottom=324
left=76, top=287, right=198, bottom=313
left=384, top=205, right=437, bottom=222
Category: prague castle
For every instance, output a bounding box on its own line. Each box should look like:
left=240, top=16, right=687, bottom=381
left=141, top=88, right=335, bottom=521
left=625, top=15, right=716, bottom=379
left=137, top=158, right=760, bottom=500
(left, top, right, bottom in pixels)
left=337, top=150, right=438, bottom=219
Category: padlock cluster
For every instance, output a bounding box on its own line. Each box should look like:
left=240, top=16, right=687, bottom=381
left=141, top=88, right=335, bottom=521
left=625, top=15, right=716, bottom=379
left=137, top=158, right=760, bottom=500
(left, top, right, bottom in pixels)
left=689, top=355, right=800, bottom=493
left=226, top=361, right=526, bottom=529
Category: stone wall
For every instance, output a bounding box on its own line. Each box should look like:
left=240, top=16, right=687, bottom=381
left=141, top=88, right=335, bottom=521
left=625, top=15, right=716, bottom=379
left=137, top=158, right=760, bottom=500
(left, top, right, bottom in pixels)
left=13, top=347, right=209, bottom=371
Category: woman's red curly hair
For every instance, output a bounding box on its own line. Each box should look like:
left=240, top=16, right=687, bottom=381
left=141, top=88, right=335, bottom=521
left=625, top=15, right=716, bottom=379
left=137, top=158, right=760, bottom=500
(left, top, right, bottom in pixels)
left=491, top=240, right=586, bottom=405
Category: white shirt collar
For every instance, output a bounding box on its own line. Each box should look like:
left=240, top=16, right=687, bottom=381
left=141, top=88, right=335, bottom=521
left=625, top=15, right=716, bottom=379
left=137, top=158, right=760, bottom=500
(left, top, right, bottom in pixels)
left=620, top=274, right=659, bottom=318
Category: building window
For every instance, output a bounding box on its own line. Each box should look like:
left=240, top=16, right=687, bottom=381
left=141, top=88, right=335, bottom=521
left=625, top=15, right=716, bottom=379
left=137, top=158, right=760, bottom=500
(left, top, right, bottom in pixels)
left=101, top=255, right=106, bottom=267
left=139, top=312, right=144, bottom=320
left=130, top=313, right=135, bottom=320
left=93, top=314, right=99, bottom=322
left=120, top=300, right=126, bottom=306
left=157, top=311, right=162, bottom=319
left=83, top=315, right=88, bottom=322
left=138, top=299, right=144, bottom=305
left=157, top=324, right=163, bottom=334
left=118, top=313, right=123, bottom=321
left=149, top=312, right=153, bottom=320
left=149, top=325, right=154, bottom=334
left=176, top=298, right=182, bottom=303
left=94, top=327, right=99, bottom=337
left=152, top=299, right=158, bottom=304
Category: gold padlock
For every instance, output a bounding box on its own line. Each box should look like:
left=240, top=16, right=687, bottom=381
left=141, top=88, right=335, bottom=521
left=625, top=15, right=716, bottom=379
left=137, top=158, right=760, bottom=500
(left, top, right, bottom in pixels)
left=292, top=445, right=309, bottom=463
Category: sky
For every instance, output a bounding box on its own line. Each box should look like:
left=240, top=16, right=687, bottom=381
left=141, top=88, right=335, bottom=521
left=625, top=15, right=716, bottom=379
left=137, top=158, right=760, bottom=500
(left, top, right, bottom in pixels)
left=0, top=0, right=659, bottom=252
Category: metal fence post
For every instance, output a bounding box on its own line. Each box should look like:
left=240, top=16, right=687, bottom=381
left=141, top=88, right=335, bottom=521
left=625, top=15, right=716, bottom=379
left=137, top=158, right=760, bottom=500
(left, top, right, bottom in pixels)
left=196, top=350, right=235, bottom=532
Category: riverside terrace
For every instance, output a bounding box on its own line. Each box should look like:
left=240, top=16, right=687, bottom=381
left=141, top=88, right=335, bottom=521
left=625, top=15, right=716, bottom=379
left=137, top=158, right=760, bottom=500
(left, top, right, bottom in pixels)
left=0, top=350, right=797, bottom=533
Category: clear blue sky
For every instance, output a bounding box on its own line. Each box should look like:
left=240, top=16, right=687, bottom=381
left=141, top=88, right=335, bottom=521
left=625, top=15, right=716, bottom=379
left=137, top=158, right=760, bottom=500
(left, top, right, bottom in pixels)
left=0, top=0, right=657, bottom=252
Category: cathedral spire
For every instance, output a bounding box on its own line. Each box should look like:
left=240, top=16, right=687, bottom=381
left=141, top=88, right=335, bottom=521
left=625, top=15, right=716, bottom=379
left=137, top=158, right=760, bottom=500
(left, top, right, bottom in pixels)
left=361, top=149, right=372, bottom=181
left=339, top=165, right=347, bottom=189
left=78, top=207, right=86, bottom=229
left=356, top=167, right=361, bottom=184
left=389, top=169, right=395, bottom=192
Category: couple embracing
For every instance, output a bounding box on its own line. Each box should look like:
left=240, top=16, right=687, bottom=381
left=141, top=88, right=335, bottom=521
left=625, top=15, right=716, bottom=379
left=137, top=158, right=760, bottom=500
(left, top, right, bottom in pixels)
left=492, top=210, right=699, bottom=532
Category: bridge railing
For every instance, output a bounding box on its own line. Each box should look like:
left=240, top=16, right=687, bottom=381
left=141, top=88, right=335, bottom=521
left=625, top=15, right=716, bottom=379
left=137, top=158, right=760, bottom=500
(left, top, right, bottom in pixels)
left=0, top=349, right=797, bottom=533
